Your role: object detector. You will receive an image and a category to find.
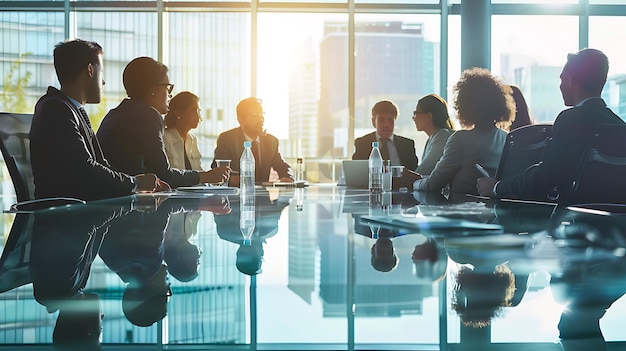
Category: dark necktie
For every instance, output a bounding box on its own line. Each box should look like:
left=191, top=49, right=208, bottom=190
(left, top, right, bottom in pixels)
left=78, top=107, right=106, bottom=162
left=379, top=138, right=390, bottom=161
left=251, top=140, right=261, bottom=179
left=78, top=107, right=93, bottom=129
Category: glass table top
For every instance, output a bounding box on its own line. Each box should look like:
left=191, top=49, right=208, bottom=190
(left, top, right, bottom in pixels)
left=1, top=184, right=626, bottom=350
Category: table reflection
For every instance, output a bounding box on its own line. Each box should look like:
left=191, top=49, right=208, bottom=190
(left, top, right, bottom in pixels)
left=2, top=186, right=626, bottom=349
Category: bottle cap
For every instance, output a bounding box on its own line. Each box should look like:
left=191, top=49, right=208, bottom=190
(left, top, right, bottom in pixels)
left=243, top=239, right=252, bottom=246
left=244, top=141, right=252, bottom=148
left=372, top=141, right=379, bottom=148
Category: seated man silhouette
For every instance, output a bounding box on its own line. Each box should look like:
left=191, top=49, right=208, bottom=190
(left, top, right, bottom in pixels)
left=478, top=48, right=625, bottom=201
left=352, top=100, right=418, bottom=170
left=212, top=97, right=294, bottom=184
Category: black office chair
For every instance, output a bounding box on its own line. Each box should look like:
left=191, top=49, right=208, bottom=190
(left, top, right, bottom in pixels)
left=495, top=124, right=553, bottom=181
left=565, top=124, right=626, bottom=205
left=0, top=112, right=85, bottom=211
left=0, top=213, right=34, bottom=293
left=0, top=112, right=34, bottom=202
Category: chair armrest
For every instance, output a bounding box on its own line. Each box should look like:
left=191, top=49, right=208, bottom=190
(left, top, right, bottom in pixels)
left=7, top=197, right=86, bottom=212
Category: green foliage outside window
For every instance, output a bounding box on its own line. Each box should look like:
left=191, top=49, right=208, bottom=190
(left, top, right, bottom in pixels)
left=2, top=52, right=32, bottom=113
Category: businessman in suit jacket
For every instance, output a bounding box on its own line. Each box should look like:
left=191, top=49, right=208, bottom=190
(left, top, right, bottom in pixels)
left=30, top=39, right=168, bottom=201
left=352, top=100, right=419, bottom=171
left=211, top=97, right=293, bottom=184
left=477, top=48, right=625, bottom=201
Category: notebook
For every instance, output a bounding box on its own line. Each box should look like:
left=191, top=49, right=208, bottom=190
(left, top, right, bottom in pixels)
left=341, top=160, right=369, bottom=188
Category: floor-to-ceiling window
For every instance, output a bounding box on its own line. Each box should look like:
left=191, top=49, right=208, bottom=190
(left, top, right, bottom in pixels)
left=2, top=0, right=626, bottom=189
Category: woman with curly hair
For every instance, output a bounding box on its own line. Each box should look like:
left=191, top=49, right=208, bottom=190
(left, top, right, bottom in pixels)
left=410, top=67, right=515, bottom=195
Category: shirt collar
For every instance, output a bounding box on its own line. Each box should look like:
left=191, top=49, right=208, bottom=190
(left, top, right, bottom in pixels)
left=243, top=131, right=260, bottom=143
left=376, top=133, right=394, bottom=141
left=575, top=96, right=601, bottom=107
left=67, top=96, right=83, bottom=109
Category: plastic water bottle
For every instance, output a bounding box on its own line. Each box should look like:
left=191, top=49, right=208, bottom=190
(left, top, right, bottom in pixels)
left=240, top=141, right=255, bottom=190
left=368, top=141, right=383, bottom=193
left=240, top=192, right=255, bottom=246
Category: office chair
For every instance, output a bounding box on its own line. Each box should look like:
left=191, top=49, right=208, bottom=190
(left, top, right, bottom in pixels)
left=0, top=112, right=86, bottom=211
left=0, top=213, right=34, bottom=293
left=0, top=112, right=34, bottom=202
left=495, top=124, right=553, bottom=181
left=565, top=123, right=626, bottom=205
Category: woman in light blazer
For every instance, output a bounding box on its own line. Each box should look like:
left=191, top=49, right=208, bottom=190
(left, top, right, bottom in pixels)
left=163, top=91, right=203, bottom=171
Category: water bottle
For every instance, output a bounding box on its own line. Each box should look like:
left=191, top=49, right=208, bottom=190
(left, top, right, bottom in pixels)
left=296, top=158, right=304, bottom=182
left=368, top=141, right=383, bottom=193
left=240, top=192, right=255, bottom=246
left=240, top=141, right=255, bottom=190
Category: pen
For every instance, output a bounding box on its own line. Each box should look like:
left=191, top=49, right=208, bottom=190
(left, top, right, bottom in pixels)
left=474, top=163, right=491, bottom=177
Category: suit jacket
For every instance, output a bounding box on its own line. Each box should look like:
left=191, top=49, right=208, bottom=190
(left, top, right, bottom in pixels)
left=97, top=98, right=200, bottom=188
left=352, top=132, right=419, bottom=170
left=163, top=128, right=203, bottom=171
left=211, top=127, right=293, bottom=183
left=414, top=126, right=507, bottom=195
left=29, top=87, right=136, bottom=201
left=497, top=98, right=625, bottom=201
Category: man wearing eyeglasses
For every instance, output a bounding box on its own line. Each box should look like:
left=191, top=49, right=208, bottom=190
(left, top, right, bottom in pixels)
left=352, top=100, right=419, bottom=170
left=97, top=56, right=229, bottom=188
left=211, top=97, right=294, bottom=184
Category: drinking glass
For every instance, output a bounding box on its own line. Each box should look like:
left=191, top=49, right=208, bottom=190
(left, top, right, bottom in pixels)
left=215, top=159, right=231, bottom=186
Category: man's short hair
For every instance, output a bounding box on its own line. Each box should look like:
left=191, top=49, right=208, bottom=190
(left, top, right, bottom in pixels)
left=123, top=56, right=169, bottom=99
left=53, top=39, right=103, bottom=86
left=236, top=97, right=263, bottom=120
left=564, top=48, right=609, bottom=94
left=371, top=100, right=398, bottom=118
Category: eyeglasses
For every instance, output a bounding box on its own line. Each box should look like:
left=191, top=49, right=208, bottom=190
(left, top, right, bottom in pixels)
left=156, top=83, right=174, bottom=94
left=412, top=110, right=427, bottom=120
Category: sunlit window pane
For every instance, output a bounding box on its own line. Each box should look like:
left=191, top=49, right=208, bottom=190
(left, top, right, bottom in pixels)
left=75, top=12, right=157, bottom=126
left=590, top=16, right=626, bottom=120
left=258, top=13, right=347, bottom=183
left=492, top=0, right=577, bottom=3
left=353, top=14, right=441, bottom=169
left=167, top=12, right=250, bottom=164
left=0, top=12, right=64, bottom=113
left=491, top=15, right=577, bottom=124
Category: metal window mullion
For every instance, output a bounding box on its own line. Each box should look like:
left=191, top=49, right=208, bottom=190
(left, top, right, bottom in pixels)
left=440, top=0, right=449, bottom=101
left=251, top=0, right=258, bottom=97
left=580, top=0, right=589, bottom=50
left=347, top=0, right=355, bottom=160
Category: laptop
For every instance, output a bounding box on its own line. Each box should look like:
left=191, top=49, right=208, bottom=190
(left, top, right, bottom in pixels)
left=341, top=160, right=369, bottom=188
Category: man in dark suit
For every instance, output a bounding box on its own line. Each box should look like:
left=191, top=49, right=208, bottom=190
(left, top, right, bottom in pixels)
left=211, top=97, right=293, bottom=184
left=477, top=48, right=625, bottom=201
left=352, top=100, right=419, bottom=170
left=29, top=39, right=168, bottom=201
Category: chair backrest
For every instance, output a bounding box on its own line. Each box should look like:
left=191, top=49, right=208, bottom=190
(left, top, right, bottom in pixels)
left=0, top=213, right=34, bottom=293
left=566, top=123, right=626, bottom=205
left=495, top=124, right=553, bottom=181
left=0, top=113, right=34, bottom=202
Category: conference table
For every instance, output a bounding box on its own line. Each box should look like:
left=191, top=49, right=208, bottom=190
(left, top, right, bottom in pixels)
left=1, top=184, right=626, bottom=350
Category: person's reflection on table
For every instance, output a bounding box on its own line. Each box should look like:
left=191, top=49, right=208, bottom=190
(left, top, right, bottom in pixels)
left=214, top=189, right=290, bottom=275
left=370, top=228, right=399, bottom=273
left=29, top=199, right=135, bottom=350
left=164, top=211, right=203, bottom=283
left=552, top=257, right=626, bottom=351
left=451, top=263, right=515, bottom=328
left=98, top=195, right=228, bottom=326
left=411, top=238, right=448, bottom=284
left=98, top=194, right=174, bottom=327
